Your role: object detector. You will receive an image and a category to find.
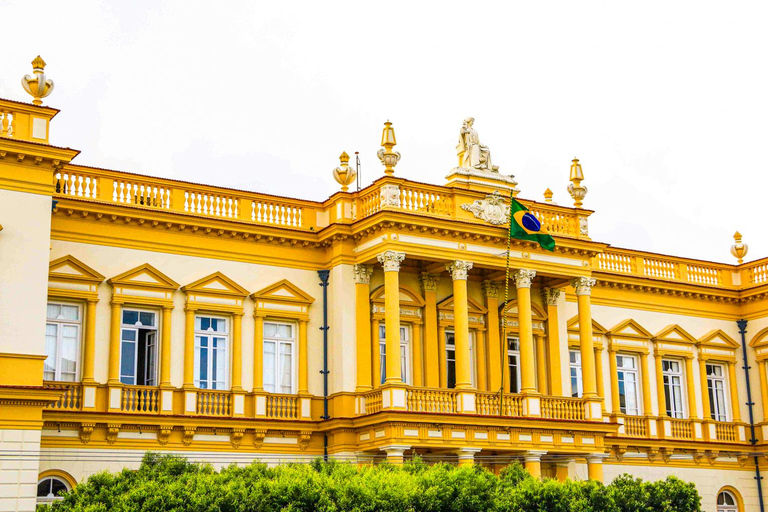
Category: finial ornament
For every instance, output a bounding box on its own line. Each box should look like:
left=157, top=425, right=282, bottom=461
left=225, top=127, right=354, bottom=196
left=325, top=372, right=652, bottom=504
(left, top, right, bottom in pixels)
left=333, top=151, right=357, bottom=192
left=21, top=56, right=54, bottom=105
left=544, top=188, right=554, bottom=203
left=457, top=117, right=498, bottom=172
left=730, top=231, right=748, bottom=264
left=567, top=158, right=587, bottom=208
left=377, top=121, right=401, bottom=175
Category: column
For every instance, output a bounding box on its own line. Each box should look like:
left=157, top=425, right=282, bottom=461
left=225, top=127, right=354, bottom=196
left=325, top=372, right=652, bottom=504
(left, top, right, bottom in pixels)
left=447, top=261, right=473, bottom=389
left=438, top=325, right=447, bottom=388
left=381, top=445, right=410, bottom=464
left=231, top=313, right=243, bottom=390
left=727, top=361, right=741, bottom=422
left=586, top=455, right=607, bottom=482
left=160, top=306, right=173, bottom=386
left=420, top=273, right=440, bottom=388
left=183, top=306, right=196, bottom=388
left=514, top=269, right=537, bottom=394
left=684, top=357, right=698, bottom=419
left=377, top=251, right=405, bottom=384
left=640, top=352, right=652, bottom=415
left=654, top=348, right=666, bottom=417
left=523, top=451, right=545, bottom=479
left=609, top=348, right=620, bottom=414
left=82, top=299, right=98, bottom=383
left=475, top=330, right=487, bottom=391
left=555, top=461, right=570, bottom=482
left=571, top=277, right=597, bottom=398
left=456, top=448, right=481, bottom=467
left=107, top=301, right=122, bottom=383
left=354, top=264, right=374, bottom=391
left=483, top=280, right=502, bottom=393
left=536, top=334, right=547, bottom=394
left=372, top=319, right=381, bottom=388
left=253, top=314, right=264, bottom=391
left=542, top=288, right=563, bottom=396
left=298, top=320, right=309, bottom=394
left=595, top=346, right=605, bottom=414
left=412, top=323, right=424, bottom=387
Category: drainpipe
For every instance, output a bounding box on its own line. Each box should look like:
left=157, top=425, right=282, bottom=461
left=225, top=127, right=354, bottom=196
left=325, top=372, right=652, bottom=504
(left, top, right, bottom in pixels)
left=737, top=319, right=764, bottom=511
left=318, top=270, right=330, bottom=461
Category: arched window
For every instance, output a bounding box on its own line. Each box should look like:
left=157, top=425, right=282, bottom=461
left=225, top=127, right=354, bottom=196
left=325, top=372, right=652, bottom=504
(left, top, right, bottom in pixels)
left=37, top=476, right=70, bottom=504
left=717, top=490, right=739, bottom=512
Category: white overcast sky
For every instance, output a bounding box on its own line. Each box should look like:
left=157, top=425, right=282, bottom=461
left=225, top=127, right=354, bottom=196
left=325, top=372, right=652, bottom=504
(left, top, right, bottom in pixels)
left=1, top=1, right=766, bottom=264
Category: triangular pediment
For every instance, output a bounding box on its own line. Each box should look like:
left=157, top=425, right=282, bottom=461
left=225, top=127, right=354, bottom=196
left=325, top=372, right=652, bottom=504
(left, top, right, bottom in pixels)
left=698, top=329, right=739, bottom=349
left=438, top=296, right=488, bottom=314
left=250, top=279, right=315, bottom=304
left=567, top=315, right=607, bottom=334
left=653, top=324, right=697, bottom=344
left=182, top=272, right=249, bottom=297
left=749, top=327, right=768, bottom=348
left=606, top=319, right=652, bottom=339
left=49, top=255, right=105, bottom=283
left=108, top=263, right=179, bottom=290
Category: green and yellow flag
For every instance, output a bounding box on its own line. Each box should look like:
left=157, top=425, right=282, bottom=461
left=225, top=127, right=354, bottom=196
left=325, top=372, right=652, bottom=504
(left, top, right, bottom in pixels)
left=508, top=198, right=556, bottom=251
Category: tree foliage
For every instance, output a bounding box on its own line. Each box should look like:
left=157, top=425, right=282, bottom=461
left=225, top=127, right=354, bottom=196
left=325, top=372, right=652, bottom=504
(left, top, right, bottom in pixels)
left=41, top=453, right=701, bottom=512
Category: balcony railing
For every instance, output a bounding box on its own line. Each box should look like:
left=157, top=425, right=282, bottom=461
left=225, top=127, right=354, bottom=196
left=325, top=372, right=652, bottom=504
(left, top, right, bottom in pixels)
left=622, top=415, right=648, bottom=437
left=406, top=388, right=457, bottom=414
left=541, top=396, right=585, bottom=421
left=714, top=421, right=738, bottom=442
left=196, top=389, right=231, bottom=417
left=669, top=418, right=694, bottom=440
left=121, top=386, right=159, bottom=414
left=43, top=381, right=81, bottom=410
left=266, top=394, right=299, bottom=419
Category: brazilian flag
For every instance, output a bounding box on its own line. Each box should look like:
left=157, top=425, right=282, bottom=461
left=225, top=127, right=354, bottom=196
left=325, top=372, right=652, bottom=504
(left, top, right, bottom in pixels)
left=509, top=198, right=556, bottom=251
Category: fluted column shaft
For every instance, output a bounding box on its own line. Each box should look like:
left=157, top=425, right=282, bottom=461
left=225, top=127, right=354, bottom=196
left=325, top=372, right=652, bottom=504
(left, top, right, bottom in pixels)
left=448, top=261, right=473, bottom=390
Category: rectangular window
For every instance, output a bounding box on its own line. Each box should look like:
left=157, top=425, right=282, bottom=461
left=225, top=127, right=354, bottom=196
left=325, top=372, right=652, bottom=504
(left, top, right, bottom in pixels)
left=45, top=303, right=81, bottom=382
left=263, top=321, right=295, bottom=394
left=617, top=354, right=640, bottom=415
left=507, top=337, right=521, bottom=393
left=707, top=363, right=728, bottom=421
left=194, top=315, right=228, bottom=390
left=119, top=308, right=158, bottom=386
left=662, top=359, right=686, bottom=418
left=379, top=325, right=410, bottom=384
left=569, top=350, right=583, bottom=398
left=445, top=330, right=476, bottom=388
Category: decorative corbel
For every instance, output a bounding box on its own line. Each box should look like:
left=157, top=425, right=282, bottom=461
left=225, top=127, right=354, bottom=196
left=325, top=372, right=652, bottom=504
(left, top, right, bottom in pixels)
left=659, top=447, right=673, bottom=464
left=646, top=448, right=658, bottom=463
left=253, top=428, right=267, bottom=449
left=611, top=444, right=627, bottom=462
left=298, top=431, right=312, bottom=451
left=79, top=423, right=95, bottom=444
left=737, top=454, right=750, bottom=467
left=706, top=450, right=718, bottom=466
left=692, top=452, right=704, bottom=465
left=182, top=427, right=196, bottom=446
left=230, top=428, right=245, bottom=449
left=157, top=426, right=172, bottom=446
left=106, top=424, right=120, bottom=445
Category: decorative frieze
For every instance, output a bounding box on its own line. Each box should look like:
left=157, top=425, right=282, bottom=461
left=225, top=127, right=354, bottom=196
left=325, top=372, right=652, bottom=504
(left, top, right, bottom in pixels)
left=377, top=250, right=405, bottom=272
left=571, top=276, right=597, bottom=296
left=512, top=269, right=536, bottom=289
left=446, top=260, right=473, bottom=280
left=353, top=264, right=374, bottom=284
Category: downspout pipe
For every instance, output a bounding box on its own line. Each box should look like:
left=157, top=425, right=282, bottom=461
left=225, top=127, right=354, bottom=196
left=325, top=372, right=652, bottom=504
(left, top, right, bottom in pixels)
left=318, top=270, right=330, bottom=462
left=737, top=319, right=764, bottom=512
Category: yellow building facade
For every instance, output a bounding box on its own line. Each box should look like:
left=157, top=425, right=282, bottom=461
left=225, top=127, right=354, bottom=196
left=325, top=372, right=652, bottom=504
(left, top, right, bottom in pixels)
left=1, top=59, right=767, bottom=512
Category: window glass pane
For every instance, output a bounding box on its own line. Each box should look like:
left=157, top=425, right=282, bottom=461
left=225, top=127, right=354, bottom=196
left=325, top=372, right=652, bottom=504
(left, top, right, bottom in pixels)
left=50, top=478, right=67, bottom=496
left=277, top=324, right=292, bottom=338
left=264, top=323, right=278, bottom=338
left=211, top=318, right=225, bottom=332
left=264, top=341, right=276, bottom=392
left=47, top=304, right=61, bottom=320
left=37, top=480, right=50, bottom=498
left=60, top=327, right=78, bottom=380
left=508, top=354, right=519, bottom=393
left=199, top=317, right=210, bottom=331
left=44, top=324, right=57, bottom=380
left=122, top=310, right=139, bottom=325
left=120, top=340, right=136, bottom=385
left=61, top=305, right=79, bottom=321
left=379, top=325, right=386, bottom=340
left=280, top=343, right=293, bottom=393
left=139, top=312, right=155, bottom=327
left=199, top=343, right=208, bottom=382
left=380, top=343, right=386, bottom=384
left=400, top=344, right=407, bottom=383
left=121, top=329, right=136, bottom=342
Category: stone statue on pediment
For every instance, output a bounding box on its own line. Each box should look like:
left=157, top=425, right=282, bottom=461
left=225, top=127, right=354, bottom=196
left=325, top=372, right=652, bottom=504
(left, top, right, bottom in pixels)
left=456, top=117, right=499, bottom=172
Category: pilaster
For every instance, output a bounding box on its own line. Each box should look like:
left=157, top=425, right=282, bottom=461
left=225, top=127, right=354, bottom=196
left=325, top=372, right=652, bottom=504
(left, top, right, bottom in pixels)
left=541, top=288, right=562, bottom=396
left=354, top=264, right=374, bottom=391
left=483, top=280, right=502, bottom=393
left=420, top=273, right=440, bottom=388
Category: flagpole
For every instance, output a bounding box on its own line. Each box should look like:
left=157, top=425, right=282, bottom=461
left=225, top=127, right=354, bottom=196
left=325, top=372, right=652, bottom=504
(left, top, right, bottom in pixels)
left=500, top=187, right=515, bottom=415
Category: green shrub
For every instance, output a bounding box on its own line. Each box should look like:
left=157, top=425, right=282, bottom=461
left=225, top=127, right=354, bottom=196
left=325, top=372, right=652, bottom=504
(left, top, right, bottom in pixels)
left=40, top=453, right=702, bottom=512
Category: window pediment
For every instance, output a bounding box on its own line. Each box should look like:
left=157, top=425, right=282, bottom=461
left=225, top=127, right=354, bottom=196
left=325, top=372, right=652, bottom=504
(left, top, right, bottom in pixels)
left=438, top=295, right=487, bottom=328
left=108, top=263, right=179, bottom=306
left=606, top=319, right=652, bottom=354
left=749, top=327, right=768, bottom=361
left=49, top=255, right=104, bottom=300
left=182, top=272, right=248, bottom=313
left=652, top=324, right=697, bottom=359
left=698, top=329, right=739, bottom=362
left=251, top=279, right=314, bottom=320
left=566, top=315, right=606, bottom=349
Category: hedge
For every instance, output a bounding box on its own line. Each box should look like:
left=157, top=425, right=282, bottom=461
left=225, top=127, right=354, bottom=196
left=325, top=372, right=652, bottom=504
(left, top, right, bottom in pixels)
left=41, top=453, right=701, bottom=512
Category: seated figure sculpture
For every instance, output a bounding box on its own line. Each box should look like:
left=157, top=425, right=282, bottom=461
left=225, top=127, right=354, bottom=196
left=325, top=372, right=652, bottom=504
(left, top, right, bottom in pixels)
left=456, top=117, right=499, bottom=172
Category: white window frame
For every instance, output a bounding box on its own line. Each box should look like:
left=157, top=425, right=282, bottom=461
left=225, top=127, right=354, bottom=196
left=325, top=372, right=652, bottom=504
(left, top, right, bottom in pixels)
left=119, top=307, right=159, bottom=386
left=717, top=490, right=738, bottom=512
left=45, top=302, right=82, bottom=382
left=194, top=314, right=230, bottom=390
left=507, top=337, right=522, bottom=393
left=263, top=320, right=297, bottom=394
left=707, top=362, right=729, bottom=422
left=37, top=476, right=71, bottom=505
left=444, top=330, right=476, bottom=388
left=662, top=359, right=686, bottom=419
left=617, top=353, right=641, bottom=416
left=569, top=350, right=583, bottom=398
left=378, top=324, right=411, bottom=385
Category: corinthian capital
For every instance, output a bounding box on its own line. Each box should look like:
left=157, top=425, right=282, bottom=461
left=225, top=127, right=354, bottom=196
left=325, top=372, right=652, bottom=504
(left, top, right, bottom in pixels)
left=512, top=269, right=536, bottom=289
left=353, top=264, right=374, bottom=284
left=377, top=251, right=405, bottom=272
left=446, top=260, right=473, bottom=280
left=571, top=276, right=597, bottom=296
left=541, top=288, right=561, bottom=306
left=482, top=280, right=501, bottom=299
left=419, top=272, right=440, bottom=293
